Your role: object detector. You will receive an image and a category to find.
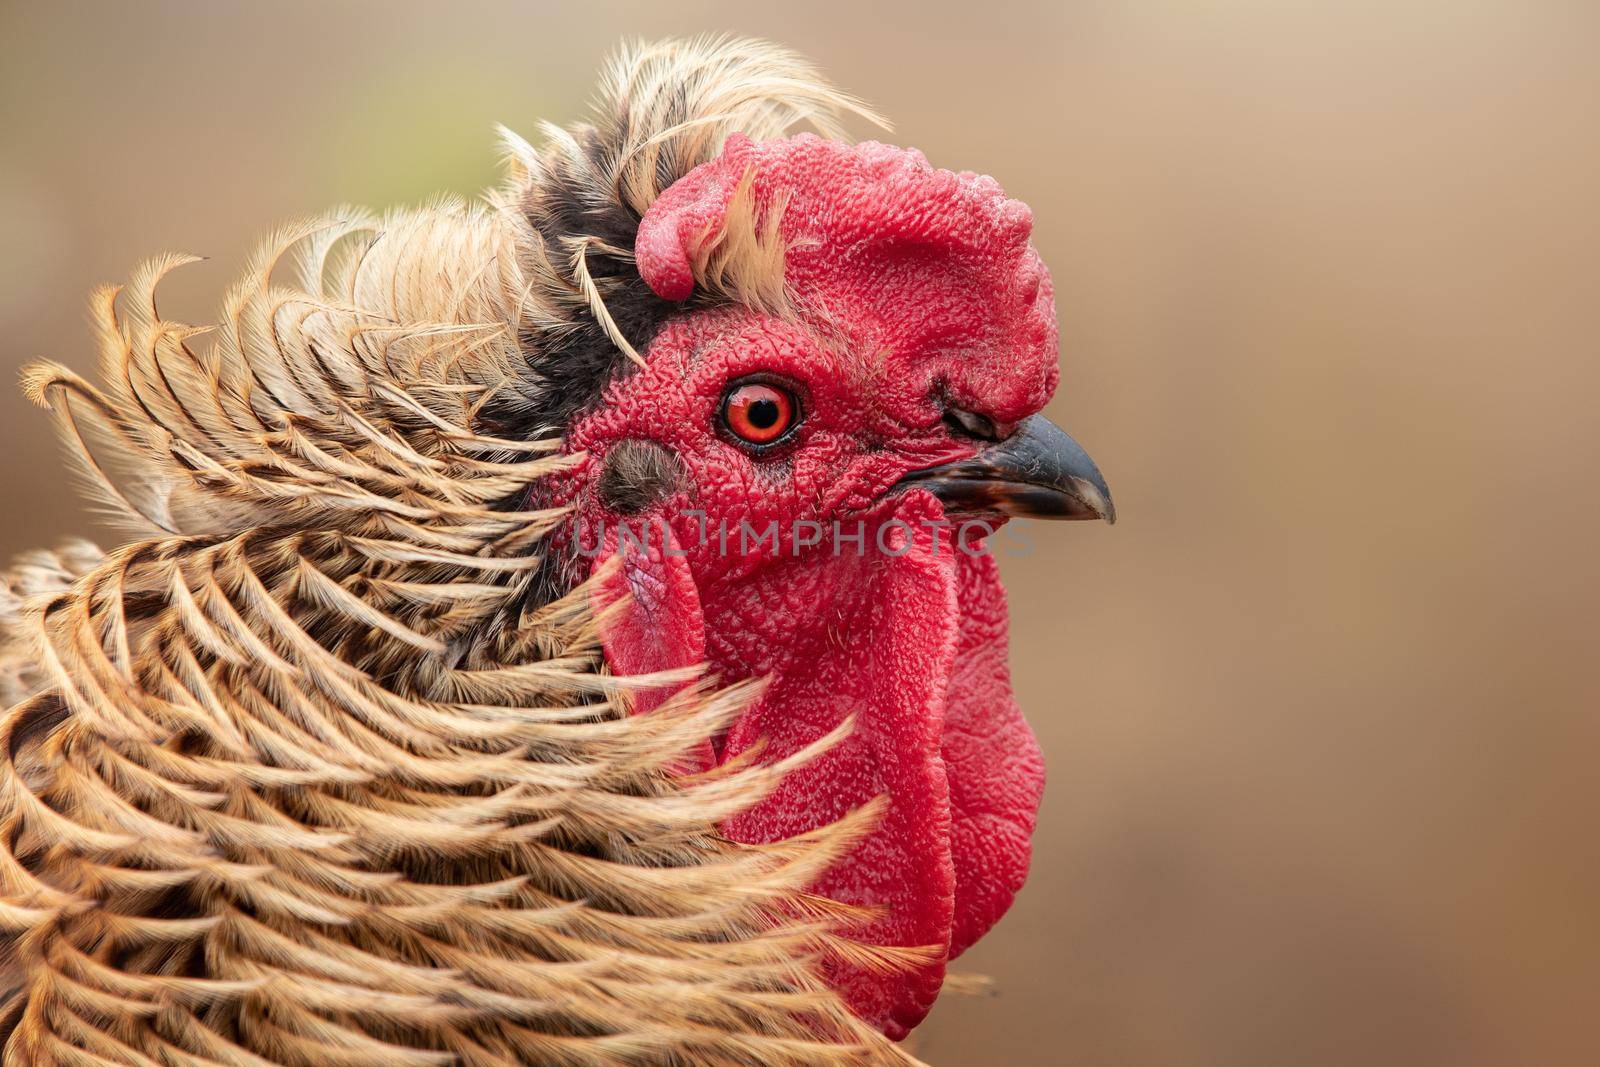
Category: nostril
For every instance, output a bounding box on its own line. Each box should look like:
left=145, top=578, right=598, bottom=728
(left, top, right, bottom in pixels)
left=943, top=405, right=1002, bottom=442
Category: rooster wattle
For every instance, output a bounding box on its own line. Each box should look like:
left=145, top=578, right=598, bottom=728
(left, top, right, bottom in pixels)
left=0, top=36, right=1111, bottom=1065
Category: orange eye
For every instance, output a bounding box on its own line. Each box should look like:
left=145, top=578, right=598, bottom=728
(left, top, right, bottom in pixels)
left=721, top=380, right=799, bottom=447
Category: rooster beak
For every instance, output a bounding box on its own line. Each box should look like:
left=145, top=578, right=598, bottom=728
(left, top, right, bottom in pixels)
left=898, top=414, right=1116, bottom=523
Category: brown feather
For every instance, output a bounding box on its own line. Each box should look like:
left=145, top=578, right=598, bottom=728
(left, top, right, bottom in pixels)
left=0, top=38, right=918, bottom=1067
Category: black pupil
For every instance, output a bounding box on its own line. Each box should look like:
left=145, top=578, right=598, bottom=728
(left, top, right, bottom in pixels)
left=745, top=396, right=781, bottom=430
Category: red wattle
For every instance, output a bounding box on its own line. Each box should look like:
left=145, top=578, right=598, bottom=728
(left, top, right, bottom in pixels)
left=942, top=548, right=1044, bottom=958
left=714, top=509, right=959, bottom=1038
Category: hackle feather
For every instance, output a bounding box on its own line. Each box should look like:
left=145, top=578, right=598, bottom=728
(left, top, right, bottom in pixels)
left=0, top=37, right=917, bottom=1067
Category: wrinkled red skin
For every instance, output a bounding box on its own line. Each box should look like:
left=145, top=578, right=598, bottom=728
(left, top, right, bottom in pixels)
left=563, top=134, right=1057, bottom=1037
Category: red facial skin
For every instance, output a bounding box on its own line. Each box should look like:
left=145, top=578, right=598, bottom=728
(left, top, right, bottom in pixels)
left=566, top=134, right=1057, bottom=1037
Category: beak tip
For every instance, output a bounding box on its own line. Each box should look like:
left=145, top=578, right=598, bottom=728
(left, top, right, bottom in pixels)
left=1070, top=476, right=1116, bottom=525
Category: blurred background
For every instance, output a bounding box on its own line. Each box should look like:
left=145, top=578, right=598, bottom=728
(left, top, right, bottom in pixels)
left=2, top=2, right=1597, bottom=1063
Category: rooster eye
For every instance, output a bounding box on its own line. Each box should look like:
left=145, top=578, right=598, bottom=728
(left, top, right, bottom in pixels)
left=720, top=380, right=800, bottom=448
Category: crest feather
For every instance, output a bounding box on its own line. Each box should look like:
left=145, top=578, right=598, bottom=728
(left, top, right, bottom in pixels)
left=490, top=35, right=886, bottom=434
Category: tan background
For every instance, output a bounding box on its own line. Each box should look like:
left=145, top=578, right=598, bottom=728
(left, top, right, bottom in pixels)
left=2, top=2, right=1598, bottom=1064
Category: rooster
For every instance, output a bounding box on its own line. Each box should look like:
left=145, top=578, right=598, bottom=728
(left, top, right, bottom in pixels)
left=0, top=36, right=1112, bottom=1066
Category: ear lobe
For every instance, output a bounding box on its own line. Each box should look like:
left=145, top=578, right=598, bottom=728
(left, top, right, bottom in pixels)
left=590, top=519, right=715, bottom=773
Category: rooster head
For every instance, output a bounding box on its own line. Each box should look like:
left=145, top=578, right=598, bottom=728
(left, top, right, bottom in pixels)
left=539, top=127, right=1112, bottom=1037
left=493, top=38, right=1115, bottom=1040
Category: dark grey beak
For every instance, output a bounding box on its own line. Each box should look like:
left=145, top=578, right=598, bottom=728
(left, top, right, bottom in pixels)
left=897, top=414, right=1115, bottom=523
